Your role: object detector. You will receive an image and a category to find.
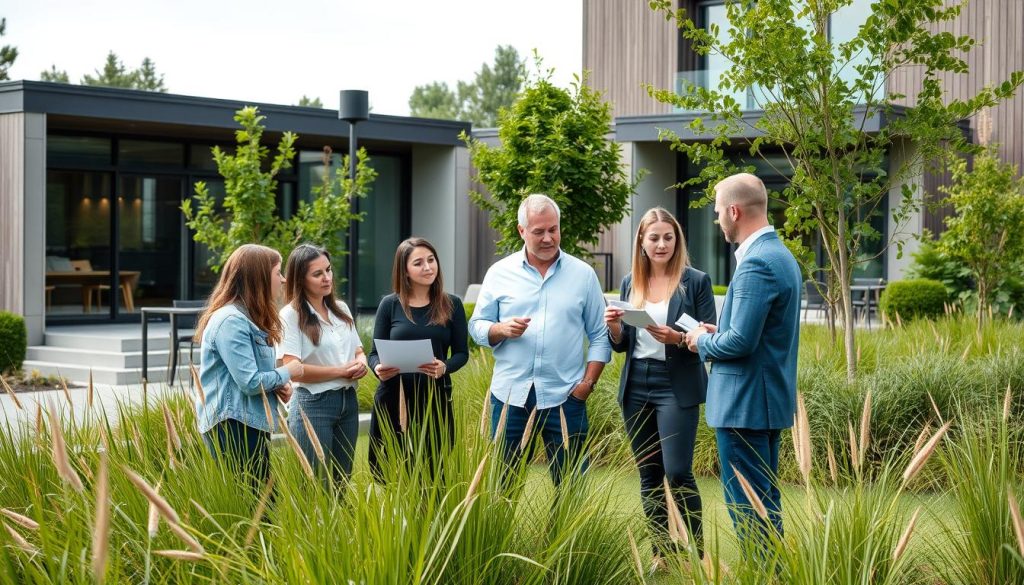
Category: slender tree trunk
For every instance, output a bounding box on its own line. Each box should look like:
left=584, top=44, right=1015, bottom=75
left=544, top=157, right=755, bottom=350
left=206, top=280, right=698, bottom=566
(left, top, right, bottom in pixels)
left=836, top=206, right=857, bottom=382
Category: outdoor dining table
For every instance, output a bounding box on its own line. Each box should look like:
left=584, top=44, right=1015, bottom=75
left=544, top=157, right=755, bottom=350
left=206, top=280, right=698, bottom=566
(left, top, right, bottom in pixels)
left=850, top=282, right=887, bottom=327
left=140, top=306, right=205, bottom=382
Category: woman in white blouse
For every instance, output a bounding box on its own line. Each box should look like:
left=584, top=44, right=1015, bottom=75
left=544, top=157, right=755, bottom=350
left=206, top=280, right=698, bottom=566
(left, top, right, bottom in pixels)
left=279, top=243, right=368, bottom=483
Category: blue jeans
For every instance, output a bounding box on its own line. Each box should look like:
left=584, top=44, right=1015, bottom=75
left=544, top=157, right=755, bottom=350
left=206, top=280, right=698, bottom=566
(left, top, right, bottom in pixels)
left=622, top=359, right=702, bottom=553
left=203, top=418, right=270, bottom=492
left=288, top=387, right=360, bottom=484
left=491, top=387, right=589, bottom=486
left=716, top=427, right=784, bottom=552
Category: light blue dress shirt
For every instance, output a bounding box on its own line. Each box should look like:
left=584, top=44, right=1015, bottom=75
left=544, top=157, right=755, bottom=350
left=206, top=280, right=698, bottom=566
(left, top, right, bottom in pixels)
left=469, top=248, right=611, bottom=410
left=195, top=304, right=292, bottom=434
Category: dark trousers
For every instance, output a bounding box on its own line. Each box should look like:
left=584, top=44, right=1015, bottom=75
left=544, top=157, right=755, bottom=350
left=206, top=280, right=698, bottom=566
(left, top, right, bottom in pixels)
left=368, top=375, right=455, bottom=482
left=203, top=418, right=270, bottom=491
left=490, top=387, right=589, bottom=487
left=622, top=359, right=702, bottom=553
left=716, top=427, right=784, bottom=552
left=287, top=387, right=360, bottom=484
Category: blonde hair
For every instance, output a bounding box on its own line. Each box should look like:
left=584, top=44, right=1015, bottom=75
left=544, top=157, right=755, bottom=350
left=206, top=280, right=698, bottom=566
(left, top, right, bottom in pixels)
left=628, top=207, right=689, bottom=308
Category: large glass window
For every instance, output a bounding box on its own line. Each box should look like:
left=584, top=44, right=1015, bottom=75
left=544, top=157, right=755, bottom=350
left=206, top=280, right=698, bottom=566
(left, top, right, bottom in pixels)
left=831, top=0, right=880, bottom=100
left=118, top=176, right=185, bottom=310
left=119, top=140, right=185, bottom=167
left=47, top=136, right=111, bottom=167
left=45, top=171, right=114, bottom=317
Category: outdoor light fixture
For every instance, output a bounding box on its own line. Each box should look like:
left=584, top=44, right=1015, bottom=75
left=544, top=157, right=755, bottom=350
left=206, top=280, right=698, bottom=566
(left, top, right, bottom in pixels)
left=338, top=89, right=369, bottom=313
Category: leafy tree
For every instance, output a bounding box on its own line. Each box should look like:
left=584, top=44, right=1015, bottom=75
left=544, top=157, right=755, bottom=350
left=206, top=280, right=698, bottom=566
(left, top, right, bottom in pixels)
left=39, top=65, right=69, bottom=83
left=297, top=95, right=323, bottom=108
left=0, top=18, right=17, bottom=81
left=409, top=45, right=525, bottom=126
left=133, top=57, right=167, bottom=92
left=82, top=51, right=136, bottom=88
left=464, top=58, right=639, bottom=258
left=408, top=82, right=460, bottom=120
left=459, top=45, right=527, bottom=127
left=648, top=0, right=1023, bottom=380
left=182, top=106, right=377, bottom=272
left=935, top=146, right=1024, bottom=321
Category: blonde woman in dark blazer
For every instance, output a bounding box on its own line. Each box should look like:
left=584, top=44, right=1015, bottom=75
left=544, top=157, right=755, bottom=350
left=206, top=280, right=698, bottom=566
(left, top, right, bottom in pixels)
left=605, top=207, right=717, bottom=559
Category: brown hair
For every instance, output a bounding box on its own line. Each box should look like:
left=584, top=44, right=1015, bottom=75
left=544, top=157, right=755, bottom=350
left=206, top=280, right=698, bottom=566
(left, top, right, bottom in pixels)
left=629, top=207, right=690, bottom=308
left=283, top=243, right=353, bottom=346
left=194, top=244, right=284, bottom=345
left=391, top=237, right=453, bottom=326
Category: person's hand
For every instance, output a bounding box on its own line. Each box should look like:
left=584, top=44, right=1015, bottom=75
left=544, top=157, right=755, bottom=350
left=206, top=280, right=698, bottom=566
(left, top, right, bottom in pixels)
left=418, top=358, right=447, bottom=379
left=275, top=382, right=293, bottom=404
left=645, top=324, right=683, bottom=346
left=604, top=306, right=624, bottom=325
left=340, top=359, right=368, bottom=380
left=285, top=360, right=304, bottom=379
left=503, top=317, right=531, bottom=339
left=685, top=326, right=709, bottom=353
left=569, top=380, right=595, bottom=402
left=374, top=364, right=401, bottom=382
left=699, top=322, right=718, bottom=334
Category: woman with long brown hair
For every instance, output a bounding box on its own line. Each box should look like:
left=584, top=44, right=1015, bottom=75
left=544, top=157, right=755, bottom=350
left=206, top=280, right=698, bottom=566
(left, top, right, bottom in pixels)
left=604, top=207, right=717, bottom=561
left=279, top=243, right=367, bottom=484
left=367, top=237, right=468, bottom=480
left=194, top=244, right=303, bottom=487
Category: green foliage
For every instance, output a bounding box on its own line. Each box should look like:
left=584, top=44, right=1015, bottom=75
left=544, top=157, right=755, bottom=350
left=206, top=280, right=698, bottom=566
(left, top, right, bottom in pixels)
left=0, top=18, right=17, bottom=81
left=935, top=148, right=1024, bottom=318
left=878, top=278, right=947, bottom=323
left=409, top=45, right=526, bottom=126
left=408, top=81, right=461, bottom=120
left=182, top=107, right=376, bottom=272
left=0, top=310, right=26, bottom=373
left=712, top=285, right=728, bottom=296
left=465, top=58, right=638, bottom=258
left=80, top=51, right=168, bottom=92
left=38, top=65, right=68, bottom=83
left=648, top=0, right=1024, bottom=380
left=297, top=95, right=323, bottom=108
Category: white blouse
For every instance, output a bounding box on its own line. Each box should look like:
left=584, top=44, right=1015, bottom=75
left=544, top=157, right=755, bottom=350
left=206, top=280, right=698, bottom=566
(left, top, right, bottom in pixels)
left=633, top=298, right=669, bottom=361
left=278, top=300, right=362, bottom=394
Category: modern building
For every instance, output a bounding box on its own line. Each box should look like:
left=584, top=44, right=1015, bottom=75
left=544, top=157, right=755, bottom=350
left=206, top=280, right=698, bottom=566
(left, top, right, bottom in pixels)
left=583, top=0, right=1024, bottom=287
left=0, top=81, right=473, bottom=347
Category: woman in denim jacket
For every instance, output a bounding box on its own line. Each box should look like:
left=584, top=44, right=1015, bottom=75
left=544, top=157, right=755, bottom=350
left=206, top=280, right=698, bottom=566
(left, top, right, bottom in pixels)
left=193, top=244, right=303, bottom=487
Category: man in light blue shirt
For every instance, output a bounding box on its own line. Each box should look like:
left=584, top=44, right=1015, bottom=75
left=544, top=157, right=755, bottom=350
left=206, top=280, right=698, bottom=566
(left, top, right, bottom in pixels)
left=469, top=194, right=611, bottom=485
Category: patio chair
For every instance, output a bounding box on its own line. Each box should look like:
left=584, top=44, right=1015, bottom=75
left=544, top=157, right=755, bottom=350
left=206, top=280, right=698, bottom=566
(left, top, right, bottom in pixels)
left=852, top=278, right=886, bottom=328
left=167, top=299, right=205, bottom=385
left=803, top=281, right=830, bottom=323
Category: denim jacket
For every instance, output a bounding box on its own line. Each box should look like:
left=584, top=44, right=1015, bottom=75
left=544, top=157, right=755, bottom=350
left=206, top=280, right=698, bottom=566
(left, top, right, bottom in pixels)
left=195, top=304, right=291, bottom=434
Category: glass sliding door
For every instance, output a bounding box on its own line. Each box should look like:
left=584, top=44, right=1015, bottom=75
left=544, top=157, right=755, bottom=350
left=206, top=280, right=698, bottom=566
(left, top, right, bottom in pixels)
left=118, top=175, right=185, bottom=311
left=44, top=170, right=115, bottom=318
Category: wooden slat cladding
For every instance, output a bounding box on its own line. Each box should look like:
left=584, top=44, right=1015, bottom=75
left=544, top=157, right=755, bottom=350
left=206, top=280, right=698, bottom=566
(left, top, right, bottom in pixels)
left=0, top=113, right=25, bottom=315
left=890, top=0, right=1024, bottom=213
left=583, top=0, right=678, bottom=117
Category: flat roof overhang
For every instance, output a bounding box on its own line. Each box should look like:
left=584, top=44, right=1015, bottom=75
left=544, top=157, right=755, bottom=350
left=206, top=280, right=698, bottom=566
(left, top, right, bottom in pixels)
left=613, top=104, right=970, bottom=143
left=0, top=80, right=470, bottom=148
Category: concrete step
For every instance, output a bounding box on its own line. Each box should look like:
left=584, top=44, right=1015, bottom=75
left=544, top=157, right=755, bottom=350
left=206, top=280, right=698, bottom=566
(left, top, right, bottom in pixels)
left=45, top=329, right=175, bottom=353
left=26, top=345, right=198, bottom=370
left=20, top=359, right=191, bottom=386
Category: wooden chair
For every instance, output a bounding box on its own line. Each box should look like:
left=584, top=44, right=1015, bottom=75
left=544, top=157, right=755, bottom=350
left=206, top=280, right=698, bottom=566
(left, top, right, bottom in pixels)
left=70, top=259, right=104, bottom=312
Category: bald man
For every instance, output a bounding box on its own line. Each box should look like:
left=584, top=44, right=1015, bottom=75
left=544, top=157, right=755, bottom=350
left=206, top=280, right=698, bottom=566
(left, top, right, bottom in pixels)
left=685, top=173, right=802, bottom=552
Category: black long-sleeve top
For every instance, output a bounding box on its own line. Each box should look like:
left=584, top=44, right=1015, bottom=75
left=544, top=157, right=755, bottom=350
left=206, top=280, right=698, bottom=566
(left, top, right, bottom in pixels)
left=367, top=293, right=469, bottom=392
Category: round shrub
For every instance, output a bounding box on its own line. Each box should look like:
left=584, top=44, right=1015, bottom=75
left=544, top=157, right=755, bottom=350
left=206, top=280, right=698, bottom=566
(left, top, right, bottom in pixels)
left=879, top=278, right=947, bottom=323
left=0, top=311, right=27, bottom=373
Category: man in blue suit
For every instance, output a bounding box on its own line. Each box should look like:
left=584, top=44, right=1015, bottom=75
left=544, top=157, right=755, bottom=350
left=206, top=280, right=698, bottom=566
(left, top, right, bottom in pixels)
left=685, top=173, right=801, bottom=550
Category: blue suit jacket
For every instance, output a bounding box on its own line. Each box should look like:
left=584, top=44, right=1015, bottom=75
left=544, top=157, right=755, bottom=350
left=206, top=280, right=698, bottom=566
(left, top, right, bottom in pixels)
left=698, top=232, right=801, bottom=430
left=610, top=267, right=717, bottom=408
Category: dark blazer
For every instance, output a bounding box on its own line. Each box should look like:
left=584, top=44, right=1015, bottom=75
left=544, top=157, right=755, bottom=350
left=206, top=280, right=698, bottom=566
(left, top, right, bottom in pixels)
left=610, top=266, right=718, bottom=408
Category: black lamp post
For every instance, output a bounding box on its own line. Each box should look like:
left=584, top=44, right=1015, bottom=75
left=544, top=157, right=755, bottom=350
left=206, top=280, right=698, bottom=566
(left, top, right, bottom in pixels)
left=339, top=90, right=369, bottom=313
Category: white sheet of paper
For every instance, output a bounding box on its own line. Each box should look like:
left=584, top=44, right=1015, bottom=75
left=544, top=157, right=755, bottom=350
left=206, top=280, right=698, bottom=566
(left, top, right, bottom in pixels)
left=674, top=313, right=700, bottom=333
left=609, top=299, right=657, bottom=328
left=373, top=339, right=435, bottom=374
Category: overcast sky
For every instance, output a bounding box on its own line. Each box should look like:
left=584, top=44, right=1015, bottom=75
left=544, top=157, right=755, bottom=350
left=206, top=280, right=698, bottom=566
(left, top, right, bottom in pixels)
left=3, top=0, right=583, bottom=116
